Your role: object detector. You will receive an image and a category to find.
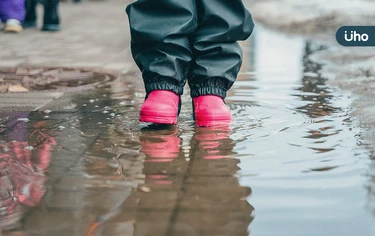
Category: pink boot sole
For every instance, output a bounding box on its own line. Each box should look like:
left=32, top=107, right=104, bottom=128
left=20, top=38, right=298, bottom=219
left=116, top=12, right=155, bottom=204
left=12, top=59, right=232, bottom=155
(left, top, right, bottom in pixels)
left=195, top=118, right=231, bottom=127
left=139, top=114, right=177, bottom=125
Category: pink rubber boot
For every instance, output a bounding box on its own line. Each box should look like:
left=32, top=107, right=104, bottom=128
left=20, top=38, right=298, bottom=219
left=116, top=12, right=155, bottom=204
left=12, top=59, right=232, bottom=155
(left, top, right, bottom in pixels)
left=193, top=95, right=232, bottom=127
left=139, top=90, right=180, bottom=124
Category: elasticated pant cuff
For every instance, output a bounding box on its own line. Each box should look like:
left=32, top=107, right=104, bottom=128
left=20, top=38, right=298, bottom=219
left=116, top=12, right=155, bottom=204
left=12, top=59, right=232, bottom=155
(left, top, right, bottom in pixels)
left=190, top=87, right=227, bottom=99
left=145, top=81, right=184, bottom=96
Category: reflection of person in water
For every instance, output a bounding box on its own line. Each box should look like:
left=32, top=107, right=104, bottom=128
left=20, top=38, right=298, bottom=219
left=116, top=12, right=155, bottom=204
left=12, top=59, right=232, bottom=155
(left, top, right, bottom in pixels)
left=170, top=126, right=254, bottom=236
left=298, top=41, right=338, bottom=118
left=134, top=125, right=254, bottom=236
left=0, top=112, right=55, bottom=233
left=86, top=125, right=253, bottom=235
left=140, top=125, right=184, bottom=185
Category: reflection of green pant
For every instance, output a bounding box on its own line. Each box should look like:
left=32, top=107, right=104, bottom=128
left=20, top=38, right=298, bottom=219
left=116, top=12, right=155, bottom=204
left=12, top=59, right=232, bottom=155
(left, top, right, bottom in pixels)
left=126, top=0, right=254, bottom=98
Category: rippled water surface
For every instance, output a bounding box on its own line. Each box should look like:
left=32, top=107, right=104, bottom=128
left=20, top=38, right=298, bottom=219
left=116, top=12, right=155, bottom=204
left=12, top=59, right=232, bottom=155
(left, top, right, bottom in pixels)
left=0, top=28, right=374, bottom=236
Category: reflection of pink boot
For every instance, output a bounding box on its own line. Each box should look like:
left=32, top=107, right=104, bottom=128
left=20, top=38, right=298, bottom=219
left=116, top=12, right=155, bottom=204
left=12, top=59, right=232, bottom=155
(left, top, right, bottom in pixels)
left=195, top=126, right=232, bottom=159
left=140, top=126, right=181, bottom=185
left=193, top=95, right=232, bottom=127
left=140, top=126, right=180, bottom=161
left=139, top=90, right=180, bottom=124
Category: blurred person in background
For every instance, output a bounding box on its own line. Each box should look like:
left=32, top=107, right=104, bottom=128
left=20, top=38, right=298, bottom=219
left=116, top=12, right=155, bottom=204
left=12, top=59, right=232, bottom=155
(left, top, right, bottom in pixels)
left=0, top=0, right=26, bottom=33
left=24, top=0, right=60, bottom=31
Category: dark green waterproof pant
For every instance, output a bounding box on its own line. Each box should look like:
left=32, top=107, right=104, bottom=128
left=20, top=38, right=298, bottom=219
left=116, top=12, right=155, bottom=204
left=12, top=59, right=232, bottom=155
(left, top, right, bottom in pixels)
left=126, top=0, right=254, bottom=98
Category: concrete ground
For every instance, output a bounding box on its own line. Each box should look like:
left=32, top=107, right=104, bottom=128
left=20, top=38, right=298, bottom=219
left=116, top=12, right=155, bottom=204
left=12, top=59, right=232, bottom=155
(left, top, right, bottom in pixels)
left=0, top=0, right=137, bottom=111
left=0, top=0, right=134, bottom=71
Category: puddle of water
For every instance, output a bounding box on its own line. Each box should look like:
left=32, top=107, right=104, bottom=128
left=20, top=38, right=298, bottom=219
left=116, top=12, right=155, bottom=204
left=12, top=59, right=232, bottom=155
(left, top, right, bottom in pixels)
left=235, top=27, right=375, bottom=236
left=0, top=27, right=374, bottom=236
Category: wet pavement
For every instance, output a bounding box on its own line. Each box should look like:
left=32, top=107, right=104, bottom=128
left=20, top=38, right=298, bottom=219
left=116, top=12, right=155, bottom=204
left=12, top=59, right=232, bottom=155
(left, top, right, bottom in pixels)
left=0, top=0, right=133, bottom=71
left=0, top=67, right=115, bottom=93
left=1, top=26, right=375, bottom=236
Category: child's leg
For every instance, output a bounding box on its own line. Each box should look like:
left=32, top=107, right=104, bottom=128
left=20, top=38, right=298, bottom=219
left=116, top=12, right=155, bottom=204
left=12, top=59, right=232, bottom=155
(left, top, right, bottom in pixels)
left=126, top=0, right=198, bottom=96
left=42, top=0, right=60, bottom=31
left=24, top=0, right=38, bottom=27
left=189, top=0, right=254, bottom=99
left=189, top=0, right=254, bottom=126
left=0, top=0, right=26, bottom=22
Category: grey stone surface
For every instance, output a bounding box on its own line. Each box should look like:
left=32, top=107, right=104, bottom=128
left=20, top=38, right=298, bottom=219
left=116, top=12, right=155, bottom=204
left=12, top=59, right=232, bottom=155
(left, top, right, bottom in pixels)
left=0, top=0, right=135, bottom=71
left=0, top=92, right=63, bottom=111
left=0, top=0, right=136, bottom=112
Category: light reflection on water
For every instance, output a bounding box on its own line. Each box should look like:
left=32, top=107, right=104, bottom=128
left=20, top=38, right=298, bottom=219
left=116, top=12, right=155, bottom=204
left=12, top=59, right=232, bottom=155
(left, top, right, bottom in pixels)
left=235, top=27, right=374, bottom=236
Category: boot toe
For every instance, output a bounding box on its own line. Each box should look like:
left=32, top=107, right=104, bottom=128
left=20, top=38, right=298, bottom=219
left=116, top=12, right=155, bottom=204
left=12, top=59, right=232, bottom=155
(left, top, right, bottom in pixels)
left=195, top=107, right=232, bottom=126
left=139, top=104, right=178, bottom=124
left=193, top=96, right=232, bottom=127
left=139, top=91, right=180, bottom=124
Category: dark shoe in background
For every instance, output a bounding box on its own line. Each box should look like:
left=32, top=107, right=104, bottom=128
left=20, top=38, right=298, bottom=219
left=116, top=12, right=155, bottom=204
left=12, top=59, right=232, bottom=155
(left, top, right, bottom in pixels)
left=42, top=0, right=60, bottom=31
left=23, top=0, right=38, bottom=28
left=24, top=0, right=61, bottom=31
left=60, top=0, right=82, bottom=2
